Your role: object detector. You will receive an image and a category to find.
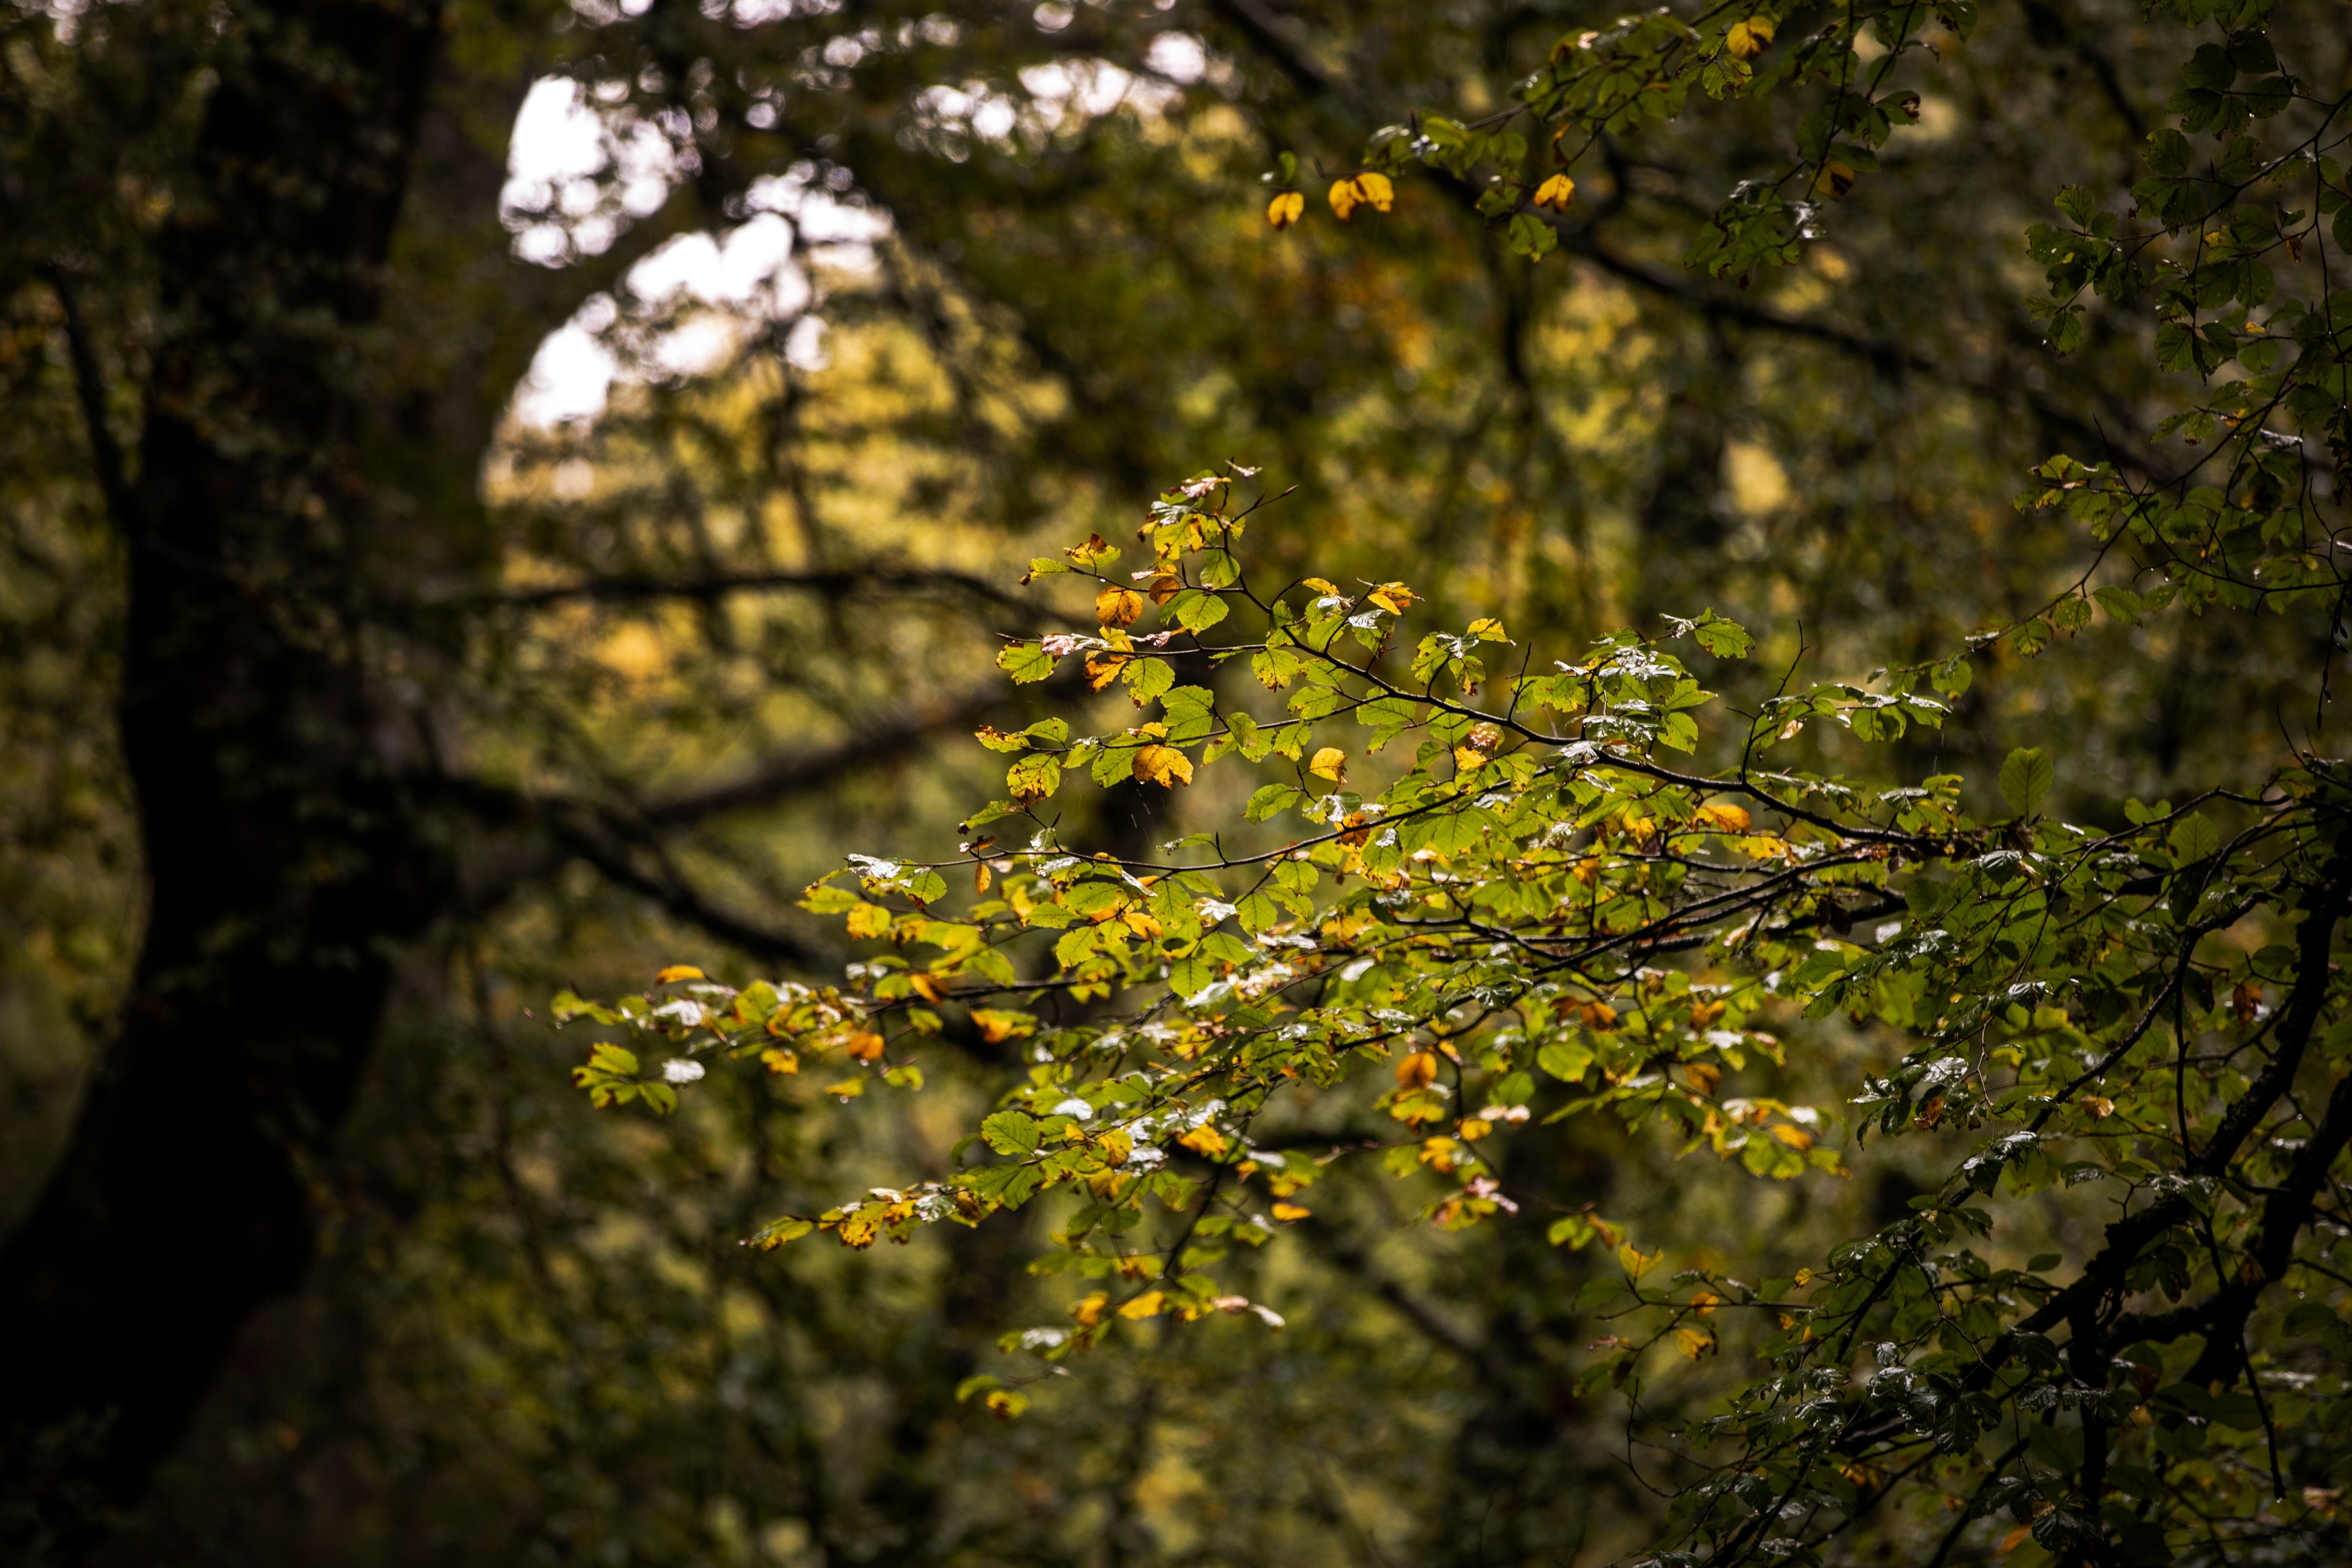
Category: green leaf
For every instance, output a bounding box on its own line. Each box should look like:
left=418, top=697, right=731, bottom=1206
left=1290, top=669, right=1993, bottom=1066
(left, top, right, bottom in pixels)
left=1123, top=658, right=1175, bottom=704
left=1538, top=1039, right=1593, bottom=1082
left=982, top=1111, right=1042, bottom=1155
left=1692, top=614, right=1753, bottom=658
left=2169, top=811, right=2219, bottom=865
left=1999, top=747, right=2053, bottom=817
left=996, top=643, right=1059, bottom=683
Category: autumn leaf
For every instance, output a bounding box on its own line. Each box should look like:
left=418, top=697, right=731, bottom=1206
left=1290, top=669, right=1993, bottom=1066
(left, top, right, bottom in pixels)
left=1066, top=532, right=1117, bottom=567
left=1270, top=1202, right=1311, bottom=1222
left=1096, top=584, right=1144, bottom=627
left=760, top=1047, right=798, bottom=1075
left=1085, top=651, right=1129, bottom=692
left=1816, top=159, right=1857, bottom=200
left=1694, top=802, right=1752, bottom=833
left=1178, top=1123, right=1228, bottom=1156
left=1134, top=744, right=1194, bottom=787
left=846, top=902, right=893, bottom=940
left=1365, top=581, right=1417, bottom=613
left=1308, top=746, right=1346, bottom=783
left=1725, top=15, right=1774, bottom=57
left=1690, top=998, right=1728, bottom=1029
left=1007, top=754, right=1064, bottom=803
left=1327, top=172, right=1393, bottom=221
left=1768, top=1123, right=1814, bottom=1150
left=1395, top=1050, right=1438, bottom=1089
left=1266, top=190, right=1304, bottom=228
left=1533, top=173, right=1575, bottom=212
left=844, top=1031, right=886, bottom=1063
left=983, top=1389, right=1029, bottom=1421
left=970, top=1008, right=1036, bottom=1043
left=1117, top=1291, right=1165, bottom=1320
left=1071, top=1293, right=1108, bottom=1327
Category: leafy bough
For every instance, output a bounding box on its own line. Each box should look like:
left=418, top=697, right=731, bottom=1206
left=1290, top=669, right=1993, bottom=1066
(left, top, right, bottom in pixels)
left=557, top=471, right=2352, bottom=1559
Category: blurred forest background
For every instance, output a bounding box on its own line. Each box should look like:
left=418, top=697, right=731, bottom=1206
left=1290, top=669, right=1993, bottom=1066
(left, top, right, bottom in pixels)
left=1, top=0, right=2336, bottom=1563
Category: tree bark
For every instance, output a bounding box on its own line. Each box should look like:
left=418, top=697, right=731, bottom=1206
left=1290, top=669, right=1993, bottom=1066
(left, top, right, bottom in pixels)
left=0, top=0, right=448, bottom=1547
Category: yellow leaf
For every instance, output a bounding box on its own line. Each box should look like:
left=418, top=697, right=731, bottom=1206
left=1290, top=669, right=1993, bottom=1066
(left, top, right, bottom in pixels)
left=844, top=1031, right=886, bottom=1063
left=983, top=1389, right=1029, bottom=1420
left=1302, top=577, right=1343, bottom=596
left=969, top=1008, right=1036, bottom=1043
left=1121, top=910, right=1163, bottom=939
left=1365, top=581, right=1417, bottom=613
left=1618, top=1242, right=1663, bottom=1279
left=1691, top=1290, right=1721, bottom=1317
left=1999, top=1525, right=2032, bottom=1554
left=1694, top=802, right=1752, bottom=833
left=1328, top=178, right=1362, bottom=221
left=1533, top=173, right=1576, bottom=212
left=1270, top=1202, right=1311, bottom=1222
left=2079, top=1095, right=2114, bottom=1120
left=1266, top=190, right=1304, bottom=229
left=655, top=965, right=705, bottom=983
left=846, top=902, right=892, bottom=940
left=825, top=1078, right=865, bottom=1099
left=1465, top=616, right=1508, bottom=641
left=1673, top=1326, right=1715, bottom=1359
left=909, top=973, right=944, bottom=1003
left=1690, top=998, right=1728, bottom=1029
left=760, top=1047, right=799, bottom=1075
left=975, top=861, right=992, bottom=894
left=1072, top=1292, right=1109, bottom=1326
left=1816, top=159, right=1856, bottom=200
left=1396, top=1050, right=1438, bottom=1089
left=1353, top=170, right=1394, bottom=211
left=1453, top=747, right=1487, bottom=773
left=1725, top=15, right=1774, bottom=58
left=1178, top=1124, right=1228, bottom=1156
left=1066, top=532, right=1116, bottom=567
left=1308, top=746, right=1347, bottom=782
left=1085, top=651, right=1129, bottom=691
left=1769, top=1123, right=1814, bottom=1150
left=1577, top=1000, right=1618, bottom=1031
left=1096, top=584, right=1144, bottom=627
left=1134, top=744, right=1194, bottom=788
left=1684, top=1062, right=1722, bottom=1095
left=1117, top=1291, right=1165, bottom=1320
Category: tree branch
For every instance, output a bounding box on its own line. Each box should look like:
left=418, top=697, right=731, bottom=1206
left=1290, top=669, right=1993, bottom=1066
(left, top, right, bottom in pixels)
left=41, top=264, right=137, bottom=535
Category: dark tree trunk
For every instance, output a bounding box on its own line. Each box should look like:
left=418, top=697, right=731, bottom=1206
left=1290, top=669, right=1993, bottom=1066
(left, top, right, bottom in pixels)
left=0, top=0, right=448, bottom=1549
